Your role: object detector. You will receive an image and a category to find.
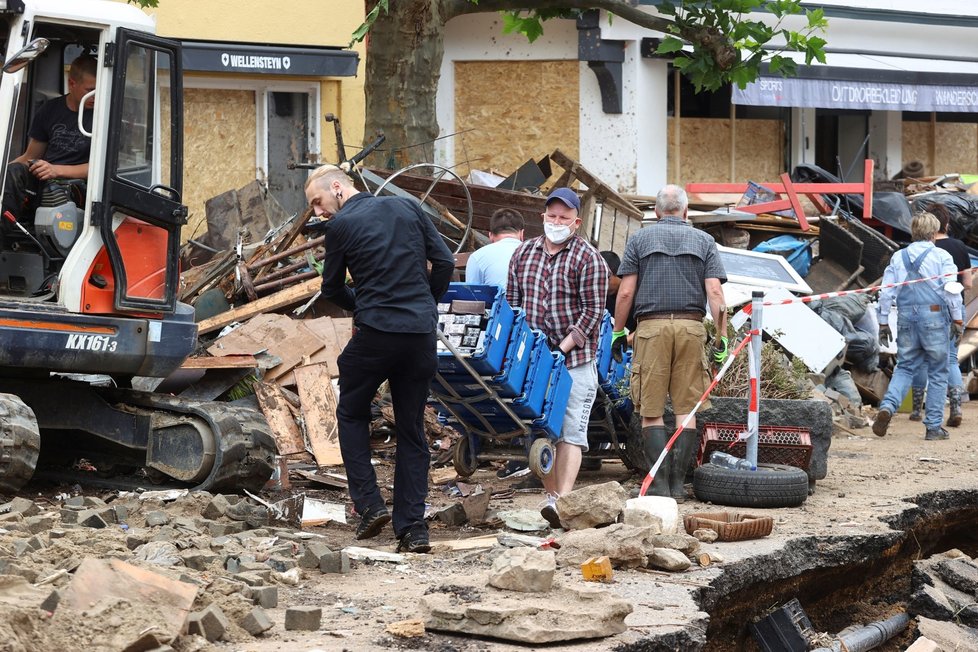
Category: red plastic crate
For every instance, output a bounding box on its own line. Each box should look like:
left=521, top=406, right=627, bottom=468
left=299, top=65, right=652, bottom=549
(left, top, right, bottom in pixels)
left=698, top=422, right=812, bottom=470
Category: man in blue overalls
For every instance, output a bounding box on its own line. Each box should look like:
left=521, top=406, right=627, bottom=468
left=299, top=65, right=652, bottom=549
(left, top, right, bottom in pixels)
left=873, top=212, right=964, bottom=441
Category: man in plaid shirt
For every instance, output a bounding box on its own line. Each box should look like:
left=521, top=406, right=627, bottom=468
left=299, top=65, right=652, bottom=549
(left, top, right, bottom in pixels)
left=507, top=188, right=609, bottom=528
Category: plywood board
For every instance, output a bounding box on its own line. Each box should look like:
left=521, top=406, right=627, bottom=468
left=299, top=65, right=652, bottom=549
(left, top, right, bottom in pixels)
left=264, top=321, right=327, bottom=381
left=180, top=354, right=258, bottom=369
left=902, top=121, right=931, bottom=176
left=454, top=60, right=579, bottom=178
left=255, top=381, right=307, bottom=456
left=667, top=117, right=783, bottom=185
left=294, top=362, right=343, bottom=466
left=207, top=313, right=297, bottom=357
left=178, top=88, right=259, bottom=244
left=935, top=122, right=978, bottom=175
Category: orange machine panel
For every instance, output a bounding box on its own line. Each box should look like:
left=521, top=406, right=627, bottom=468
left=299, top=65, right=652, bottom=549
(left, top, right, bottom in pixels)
left=81, top=217, right=168, bottom=315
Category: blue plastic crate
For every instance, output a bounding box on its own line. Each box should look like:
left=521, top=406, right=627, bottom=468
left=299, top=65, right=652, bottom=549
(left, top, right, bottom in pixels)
left=511, top=336, right=560, bottom=419
left=491, top=310, right=534, bottom=398
left=532, top=360, right=573, bottom=439
left=437, top=283, right=514, bottom=376
left=602, top=349, right=631, bottom=399
left=595, top=310, right=614, bottom=385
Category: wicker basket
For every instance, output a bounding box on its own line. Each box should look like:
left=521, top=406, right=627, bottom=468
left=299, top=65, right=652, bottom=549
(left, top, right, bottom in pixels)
left=684, top=511, right=774, bottom=542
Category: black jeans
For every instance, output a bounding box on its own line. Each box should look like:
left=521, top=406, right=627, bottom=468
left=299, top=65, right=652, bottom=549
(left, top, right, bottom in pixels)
left=336, top=326, right=436, bottom=538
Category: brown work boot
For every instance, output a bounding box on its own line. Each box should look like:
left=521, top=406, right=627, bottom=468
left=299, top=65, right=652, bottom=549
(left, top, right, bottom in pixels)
left=872, top=409, right=892, bottom=437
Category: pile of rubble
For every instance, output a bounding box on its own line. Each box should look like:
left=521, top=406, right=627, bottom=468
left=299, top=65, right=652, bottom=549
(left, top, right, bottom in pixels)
left=908, top=550, right=978, bottom=649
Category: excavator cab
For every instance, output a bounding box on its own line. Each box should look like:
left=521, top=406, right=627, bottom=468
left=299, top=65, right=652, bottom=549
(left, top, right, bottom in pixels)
left=0, top=2, right=275, bottom=494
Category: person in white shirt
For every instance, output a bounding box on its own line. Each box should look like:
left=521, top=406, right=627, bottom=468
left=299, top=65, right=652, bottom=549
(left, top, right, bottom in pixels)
left=465, top=208, right=524, bottom=288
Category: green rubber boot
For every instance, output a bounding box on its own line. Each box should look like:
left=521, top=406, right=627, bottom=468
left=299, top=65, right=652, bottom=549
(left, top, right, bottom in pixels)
left=642, top=426, right=670, bottom=497
left=669, top=431, right=698, bottom=503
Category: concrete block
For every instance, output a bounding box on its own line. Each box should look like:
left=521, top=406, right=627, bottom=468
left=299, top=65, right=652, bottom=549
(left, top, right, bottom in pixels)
left=82, top=496, right=107, bottom=508
left=187, top=604, right=229, bottom=642
left=251, top=585, right=278, bottom=609
left=284, top=606, right=322, bottom=631
left=145, top=511, right=169, bottom=527
left=299, top=542, right=332, bottom=569
left=125, top=533, right=149, bottom=550
left=63, top=496, right=85, bottom=508
left=434, top=503, right=467, bottom=526
left=48, top=529, right=68, bottom=540
left=240, top=606, right=274, bottom=635
left=1, top=497, right=40, bottom=517
left=113, top=505, right=130, bottom=524
left=58, top=509, right=80, bottom=524
left=905, top=637, right=941, bottom=652
left=319, top=551, right=350, bottom=575
left=181, top=551, right=220, bottom=571
left=233, top=572, right=267, bottom=587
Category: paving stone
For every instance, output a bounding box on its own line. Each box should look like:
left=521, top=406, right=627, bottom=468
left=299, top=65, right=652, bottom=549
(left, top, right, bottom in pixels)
left=319, top=551, right=350, bottom=575
left=207, top=521, right=247, bottom=537
left=40, top=589, right=60, bottom=613
left=224, top=556, right=242, bottom=574
left=239, top=563, right=271, bottom=575
left=77, top=510, right=108, bottom=529
left=63, top=496, right=85, bottom=508
left=3, top=497, right=40, bottom=517
left=48, top=529, right=68, bottom=540
left=233, top=572, right=267, bottom=587
left=202, top=494, right=231, bottom=520
left=125, top=533, right=150, bottom=550
left=181, top=551, right=220, bottom=571
left=58, top=509, right=80, bottom=525
left=284, top=606, right=322, bottom=631
left=905, top=638, right=941, bottom=652
left=82, top=496, right=107, bottom=508
left=145, top=511, right=170, bottom=527
left=25, top=515, right=57, bottom=535
left=187, top=604, right=229, bottom=642
left=299, top=542, right=332, bottom=569
left=265, top=556, right=296, bottom=573
left=94, top=507, right=117, bottom=524
left=172, top=517, right=201, bottom=533
left=251, top=585, right=278, bottom=609
left=240, top=606, right=274, bottom=635
left=113, top=505, right=130, bottom=523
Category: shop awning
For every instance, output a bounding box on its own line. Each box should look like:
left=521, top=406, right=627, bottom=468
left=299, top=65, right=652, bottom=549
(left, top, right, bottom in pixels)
left=179, top=40, right=358, bottom=77
left=733, top=76, right=977, bottom=112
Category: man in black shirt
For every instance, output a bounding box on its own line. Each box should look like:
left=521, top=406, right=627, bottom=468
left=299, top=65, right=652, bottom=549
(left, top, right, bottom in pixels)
left=3, top=55, right=96, bottom=222
left=305, top=164, right=454, bottom=553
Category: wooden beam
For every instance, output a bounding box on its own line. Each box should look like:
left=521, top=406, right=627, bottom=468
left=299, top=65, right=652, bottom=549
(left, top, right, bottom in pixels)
left=196, top=276, right=321, bottom=335
left=550, top=149, right=643, bottom=220
left=180, top=354, right=258, bottom=369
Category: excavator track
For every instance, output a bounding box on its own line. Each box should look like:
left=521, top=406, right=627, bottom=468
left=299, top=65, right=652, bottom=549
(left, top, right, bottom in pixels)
left=0, top=394, right=41, bottom=494
left=102, top=389, right=279, bottom=493
left=0, top=378, right=278, bottom=493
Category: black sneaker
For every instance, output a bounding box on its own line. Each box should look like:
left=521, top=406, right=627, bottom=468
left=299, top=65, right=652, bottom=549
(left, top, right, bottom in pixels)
left=924, top=427, right=950, bottom=441
left=872, top=409, right=892, bottom=437
left=396, top=526, right=431, bottom=553
left=496, top=461, right=530, bottom=479
left=355, top=506, right=391, bottom=540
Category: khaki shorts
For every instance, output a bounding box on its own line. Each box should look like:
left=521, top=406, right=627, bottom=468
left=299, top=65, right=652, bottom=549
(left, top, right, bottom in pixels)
left=630, top=318, right=712, bottom=417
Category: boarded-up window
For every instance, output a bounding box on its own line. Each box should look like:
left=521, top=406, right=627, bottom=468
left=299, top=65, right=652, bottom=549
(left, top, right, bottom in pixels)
left=903, top=121, right=978, bottom=177
left=454, top=60, right=579, bottom=178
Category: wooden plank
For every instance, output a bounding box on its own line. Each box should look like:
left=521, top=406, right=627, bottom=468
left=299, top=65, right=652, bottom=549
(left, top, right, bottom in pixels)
left=293, top=468, right=348, bottom=489
left=550, top=149, right=644, bottom=220
left=294, top=362, right=343, bottom=466
left=55, top=558, right=197, bottom=648
left=255, top=382, right=308, bottom=456
left=263, top=321, right=327, bottom=381
left=180, top=354, right=258, bottom=369
left=196, top=276, right=321, bottom=335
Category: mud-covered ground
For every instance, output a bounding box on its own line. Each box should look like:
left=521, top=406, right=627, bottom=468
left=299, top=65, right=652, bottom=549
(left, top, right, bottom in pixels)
left=1, top=401, right=975, bottom=652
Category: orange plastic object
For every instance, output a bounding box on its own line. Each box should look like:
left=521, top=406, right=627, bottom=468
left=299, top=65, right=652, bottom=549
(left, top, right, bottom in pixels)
left=82, top=216, right=168, bottom=315
left=581, top=556, right=613, bottom=583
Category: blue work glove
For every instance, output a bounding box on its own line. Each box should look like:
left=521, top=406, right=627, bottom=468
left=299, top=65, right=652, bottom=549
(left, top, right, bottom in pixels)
left=611, top=329, right=628, bottom=364
left=710, top=336, right=729, bottom=365
left=879, top=324, right=892, bottom=348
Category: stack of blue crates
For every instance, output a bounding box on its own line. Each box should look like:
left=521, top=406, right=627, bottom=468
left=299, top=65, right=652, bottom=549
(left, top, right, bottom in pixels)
left=595, top=311, right=614, bottom=385
left=602, top=348, right=633, bottom=419
left=431, top=283, right=574, bottom=441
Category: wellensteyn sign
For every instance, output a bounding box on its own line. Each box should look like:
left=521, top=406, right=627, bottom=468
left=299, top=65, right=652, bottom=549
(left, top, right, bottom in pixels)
left=733, top=77, right=978, bottom=112
left=180, top=42, right=358, bottom=77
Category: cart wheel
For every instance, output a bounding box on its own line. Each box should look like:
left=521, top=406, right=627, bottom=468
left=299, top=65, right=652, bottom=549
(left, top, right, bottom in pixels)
left=528, top=438, right=555, bottom=479
left=452, top=435, right=478, bottom=478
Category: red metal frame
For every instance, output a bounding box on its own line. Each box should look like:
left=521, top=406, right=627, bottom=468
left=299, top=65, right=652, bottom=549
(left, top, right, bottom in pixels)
left=686, top=159, right=876, bottom=232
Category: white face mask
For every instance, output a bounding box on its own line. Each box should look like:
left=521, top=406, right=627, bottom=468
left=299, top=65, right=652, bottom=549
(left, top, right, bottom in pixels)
left=544, top=223, right=573, bottom=245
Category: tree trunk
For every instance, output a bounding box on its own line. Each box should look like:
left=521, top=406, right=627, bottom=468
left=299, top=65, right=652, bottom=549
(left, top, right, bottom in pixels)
left=363, top=0, right=451, bottom=169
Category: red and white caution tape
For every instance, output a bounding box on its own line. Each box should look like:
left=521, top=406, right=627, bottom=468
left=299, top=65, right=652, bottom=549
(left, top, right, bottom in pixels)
left=638, top=332, right=757, bottom=497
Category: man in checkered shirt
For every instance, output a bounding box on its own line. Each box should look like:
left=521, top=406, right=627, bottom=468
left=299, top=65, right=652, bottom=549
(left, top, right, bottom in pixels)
left=614, top=185, right=727, bottom=500
left=506, top=188, right=609, bottom=528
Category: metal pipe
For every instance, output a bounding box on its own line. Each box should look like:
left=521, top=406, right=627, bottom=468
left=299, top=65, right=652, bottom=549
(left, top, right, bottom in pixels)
left=811, top=613, right=909, bottom=652
left=254, top=270, right=319, bottom=294
left=260, top=252, right=326, bottom=285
